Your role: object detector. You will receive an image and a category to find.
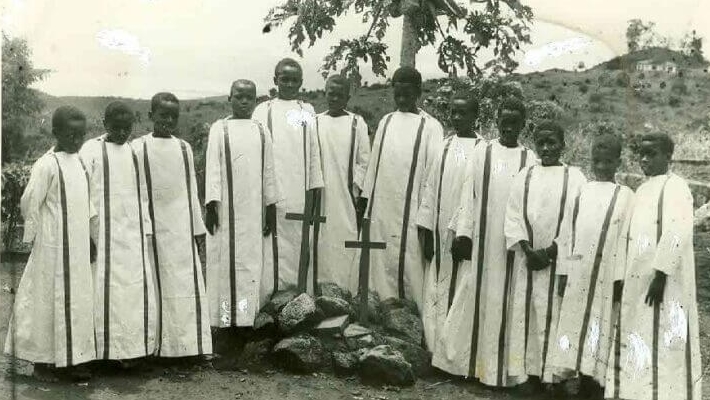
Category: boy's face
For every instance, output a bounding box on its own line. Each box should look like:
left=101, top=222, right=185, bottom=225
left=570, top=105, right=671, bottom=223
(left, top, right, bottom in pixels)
left=55, top=118, right=86, bottom=153
left=393, top=82, right=420, bottom=112
left=534, top=130, right=564, bottom=166
left=497, top=110, right=524, bottom=144
left=449, top=99, right=476, bottom=136
left=592, top=148, right=620, bottom=181
left=638, top=140, right=670, bottom=176
left=104, top=111, right=134, bottom=144
left=274, top=65, right=302, bottom=100
left=325, top=83, right=350, bottom=113
left=149, top=100, right=179, bottom=136
left=229, top=84, right=256, bottom=119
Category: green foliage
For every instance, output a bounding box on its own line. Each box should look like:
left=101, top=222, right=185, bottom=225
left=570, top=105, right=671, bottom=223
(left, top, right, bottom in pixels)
left=669, top=95, right=681, bottom=107
left=265, top=0, right=533, bottom=82
left=671, top=78, right=689, bottom=95
left=615, top=71, right=631, bottom=87
left=578, top=82, right=589, bottom=94
left=626, top=19, right=658, bottom=52
left=2, top=34, right=48, bottom=164
left=1, top=162, right=32, bottom=250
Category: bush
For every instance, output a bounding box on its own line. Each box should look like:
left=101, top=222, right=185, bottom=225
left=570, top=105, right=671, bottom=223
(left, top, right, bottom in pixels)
left=637, top=72, right=645, bottom=80
left=671, top=79, right=688, bottom=95
left=578, top=83, right=589, bottom=94
left=615, top=71, right=631, bottom=87
left=368, top=82, right=388, bottom=90
left=2, top=161, right=32, bottom=250
left=669, top=95, right=681, bottom=107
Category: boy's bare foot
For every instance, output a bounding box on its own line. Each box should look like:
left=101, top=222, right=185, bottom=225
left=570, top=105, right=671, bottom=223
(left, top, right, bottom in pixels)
left=33, top=363, right=59, bottom=383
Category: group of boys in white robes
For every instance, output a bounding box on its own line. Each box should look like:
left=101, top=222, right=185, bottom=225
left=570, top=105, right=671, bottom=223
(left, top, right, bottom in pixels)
left=5, top=58, right=702, bottom=400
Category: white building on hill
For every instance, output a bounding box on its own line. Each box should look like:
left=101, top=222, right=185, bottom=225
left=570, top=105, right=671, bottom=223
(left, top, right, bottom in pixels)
left=635, top=59, right=678, bottom=74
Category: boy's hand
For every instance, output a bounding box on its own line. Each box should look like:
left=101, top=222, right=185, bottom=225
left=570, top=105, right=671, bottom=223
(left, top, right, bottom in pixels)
left=90, top=239, right=97, bottom=263
left=451, top=236, right=472, bottom=263
left=418, top=227, right=434, bottom=262
left=355, top=197, right=368, bottom=231
left=557, top=275, right=568, bottom=297
left=263, top=204, right=276, bottom=237
left=645, top=270, right=667, bottom=307
left=613, top=280, right=624, bottom=303
left=205, top=201, right=219, bottom=235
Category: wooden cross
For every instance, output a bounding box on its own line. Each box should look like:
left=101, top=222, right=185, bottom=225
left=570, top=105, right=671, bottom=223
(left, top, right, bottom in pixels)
left=344, top=217, right=386, bottom=324
left=286, top=191, right=326, bottom=293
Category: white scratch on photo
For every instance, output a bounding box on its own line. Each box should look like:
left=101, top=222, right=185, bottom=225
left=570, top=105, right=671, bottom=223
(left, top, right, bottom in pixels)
left=664, top=300, right=687, bottom=347
left=523, top=37, right=593, bottom=67
left=586, top=319, right=600, bottom=356
left=559, top=335, right=570, bottom=351
left=626, top=332, right=651, bottom=374
left=286, top=109, right=314, bottom=130
left=96, top=28, right=152, bottom=66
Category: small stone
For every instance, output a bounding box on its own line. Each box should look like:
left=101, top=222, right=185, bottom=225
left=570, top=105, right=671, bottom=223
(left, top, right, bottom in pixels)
left=358, top=345, right=415, bottom=386
left=318, top=282, right=352, bottom=302
left=277, top=293, right=322, bottom=334
left=383, top=308, right=423, bottom=345
left=382, top=336, right=431, bottom=376
left=253, top=312, right=275, bottom=332
left=346, top=333, right=384, bottom=351
left=272, top=334, right=326, bottom=373
left=332, top=352, right=358, bottom=376
left=343, top=324, right=371, bottom=338
left=314, top=315, right=349, bottom=336
left=316, top=296, right=354, bottom=318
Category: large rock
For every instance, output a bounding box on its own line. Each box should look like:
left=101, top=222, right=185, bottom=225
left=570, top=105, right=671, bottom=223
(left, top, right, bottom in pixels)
left=358, top=345, right=415, bottom=386
left=380, top=297, right=419, bottom=317
left=332, top=351, right=359, bottom=376
left=314, top=315, right=349, bottom=336
left=272, top=334, right=325, bottom=373
left=316, top=296, right=354, bottom=318
left=352, top=290, right=382, bottom=323
left=383, top=308, right=423, bottom=345
left=382, top=336, right=431, bottom=376
left=277, top=293, right=322, bottom=334
left=253, top=312, right=276, bottom=333
left=318, top=282, right=352, bottom=302
left=343, top=323, right=371, bottom=339
left=261, top=288, right=299, bottom=316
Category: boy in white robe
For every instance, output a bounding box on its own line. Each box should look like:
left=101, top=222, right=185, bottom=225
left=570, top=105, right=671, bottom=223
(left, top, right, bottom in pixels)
left=358, top=66, right=444, bottom=311
left=252, top=58, right=324, bottom=296
left=204, top=80, right=279, bottom=368
left=437, top=98, right=536, bottom=387
left=417, top=91, right=483, bottom=351
left=132, top=92, right=212, bottom=360
left=604, top=133, right=702, bottom=400
left=314, top=75, right=370, bottom=294
left=5, top=106, right=96, bottom=381
left=505, top=121, right=586, bottom=393
left=548, top=133, right=633, bottom=397
left=80, top=101, right=157, bottom=365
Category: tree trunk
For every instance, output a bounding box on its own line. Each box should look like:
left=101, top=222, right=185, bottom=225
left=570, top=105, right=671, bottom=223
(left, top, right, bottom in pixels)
left=400, top=13, right=419, bottom=68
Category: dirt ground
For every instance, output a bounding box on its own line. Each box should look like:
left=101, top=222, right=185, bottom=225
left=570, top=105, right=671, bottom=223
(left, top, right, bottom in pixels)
left=2, top=232, right=710, bottom=400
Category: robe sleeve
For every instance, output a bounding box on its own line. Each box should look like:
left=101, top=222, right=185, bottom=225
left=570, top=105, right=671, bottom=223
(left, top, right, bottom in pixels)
left=306, top=114, right=324, bottom=190
left=417, top=118, right=444, bottom=205
left=653, top=176, right=693, bottom=276
left=613, top=187, right=635, bottom=282
left=416, top=140, right=445, bottom=232
left=454, top=154, right=477, bottom=239
left=20, top=156, right=53, bottom=243
left=79, top=141, right=101, bottom=243
left=353, top=115, right=371, bottom=195
left=252, top=101, right=268, bottom=128
left=504, top=167, right=531, bottom=251
left=361, top=115, right=388, bottom=200
left=262, top=126, right=281, bottom=206
left=184, top=142, right=206, bottom=236
left=204, top=121, right=223, bottom=205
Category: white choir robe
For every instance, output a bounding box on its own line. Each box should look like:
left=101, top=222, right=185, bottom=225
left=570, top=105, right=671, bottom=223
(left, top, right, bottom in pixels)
left=604, top=173, right=702, bottom=400
left=80, top=136, right=158, bottom=360
left=252, top=99, right=324, bottom=296
left=204, top=118, right=280, bottom=328
left=4, top=150, right=97, bottom=367
left=314, top=111, right=370, bottom=294
left=361, top=110, right=444, bottom=310
left=416, top=135, right=483, bottom=351
left=548, top=181, right=633, bottom=384
left=132, top=134, right=212, bottom=357
left=505, top=165, right=586, bottom=381
left=434, top=139, right=537, bottom=386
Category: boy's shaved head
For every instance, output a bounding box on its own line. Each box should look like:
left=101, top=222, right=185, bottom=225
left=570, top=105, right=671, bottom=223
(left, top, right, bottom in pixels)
left=497, top=97, right=526, bottom=120
left=534, top=120, right=564, bottom=143
left=592, top=133, right=622, bottom=158
left=230, top=79, right=256, bottom=96
left=104, top=100, right=133, bottom=121
left=151, top=92, right=179, bottom=112
left=274, top=58, right=303, bottom=77
left=392, top=66, right=422, bottom=88
left=326, top=75, right=350, bottom=93
left=451, top=90, right=479, bottom=115
left=640, top=132, right=674, bottom=156
left=52, top=105, right=86, bottom=130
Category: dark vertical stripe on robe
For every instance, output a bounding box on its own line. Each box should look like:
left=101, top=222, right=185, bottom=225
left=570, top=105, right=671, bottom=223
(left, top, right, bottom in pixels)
left=142, top=140, right=163, bottom=354
left=313, top=113, right=322, bottom=294
left=575, top=184, right=621, bottom=371
left=522, top=166, right=535, bottom=355
left=101, top=142, right=112, bottom=359
left=52, top=154, right=73, bottom=366
left=347, top=115, right=358, bottom=210
left=686, top=321, right=693, bottom=400
left=130, top=149, right=149, bottom=356
left=652, top=176, right=669, bottom=400
left=397, top=117, right=426, bottom=299
left=179, top=141, right=204, bottom=354
left=266, top=102, right=279, bottom=289
left=541, top=166, right=569, bottom=377
left=365, top=114, right=394, bottom=218
left=468, top=142, right=493, bottom=377
left=434, top=137, right=453, bottom=277
left=222, top=120, right=237, bottom=325
left=497, top=250, right=515, bottom=386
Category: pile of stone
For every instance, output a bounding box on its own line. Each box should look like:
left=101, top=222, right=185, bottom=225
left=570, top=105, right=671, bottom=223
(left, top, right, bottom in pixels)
left=247, top=282, right=431, bottom=387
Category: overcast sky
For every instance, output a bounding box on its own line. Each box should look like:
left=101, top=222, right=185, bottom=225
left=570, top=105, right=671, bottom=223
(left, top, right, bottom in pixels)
left=2, top=0, right=708, bottom=99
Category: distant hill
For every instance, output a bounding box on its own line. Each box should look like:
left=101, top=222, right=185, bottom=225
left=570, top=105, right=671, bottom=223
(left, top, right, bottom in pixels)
left=598, top=47, right=709, bottom=71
